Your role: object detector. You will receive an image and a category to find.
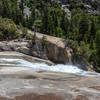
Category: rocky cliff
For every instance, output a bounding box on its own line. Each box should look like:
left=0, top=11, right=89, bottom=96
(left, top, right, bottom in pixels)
left=0, top=32, right=72, bottom=64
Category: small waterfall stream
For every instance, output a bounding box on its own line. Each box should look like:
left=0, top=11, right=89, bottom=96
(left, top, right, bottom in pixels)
left=0, top=52, right=99, bottom=77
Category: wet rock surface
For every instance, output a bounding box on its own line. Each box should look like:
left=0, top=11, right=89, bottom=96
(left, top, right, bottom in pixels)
left=0, top=71, right=100, bottom=100
left=0, top=52, right=100, bottom=100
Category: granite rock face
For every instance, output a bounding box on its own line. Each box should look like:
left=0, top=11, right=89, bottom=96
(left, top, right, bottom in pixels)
left=0, top=70, right=100, bottom=100
left=0, top=33, right=72, bottom=64
left=0, top=52, right=99, bottom=100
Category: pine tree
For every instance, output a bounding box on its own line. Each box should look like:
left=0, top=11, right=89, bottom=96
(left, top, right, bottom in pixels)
left=19, top=0, right=24, bottom=15
left=95, top=30, right=100, bottom=67
left=79, top=13, right=89, bottom=42
left=90, top=18, right=97, bottom=38
left=79, top=13, right=89, bottom=35
left=41, top=6, right=49, bottom=34
left=61, top=12, right=69, bottom=35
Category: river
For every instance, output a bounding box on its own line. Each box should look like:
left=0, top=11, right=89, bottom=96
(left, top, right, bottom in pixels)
left=0, top=51, right=99, bottom=77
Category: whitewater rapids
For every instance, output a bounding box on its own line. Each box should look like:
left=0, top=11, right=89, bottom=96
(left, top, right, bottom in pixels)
left=0, top=57, right=99, bottom=77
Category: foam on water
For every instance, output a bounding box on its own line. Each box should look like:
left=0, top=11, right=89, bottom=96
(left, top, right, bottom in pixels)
left=0, top=58, right=82, bottom=73
left=0, top=58, right=99, bottom=77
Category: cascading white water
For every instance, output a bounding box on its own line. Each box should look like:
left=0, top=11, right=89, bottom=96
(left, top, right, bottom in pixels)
left=0, top=58, right=81, bottom=73
left=0, top=58, right=99, bottom=77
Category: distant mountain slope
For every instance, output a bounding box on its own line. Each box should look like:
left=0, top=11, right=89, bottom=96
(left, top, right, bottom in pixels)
left=46, top=0, right=100, bottom=15
left=47, top=0, right=100, bottom=10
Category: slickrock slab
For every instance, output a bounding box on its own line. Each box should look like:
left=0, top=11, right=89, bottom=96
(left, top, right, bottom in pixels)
left=0, top=71, right=100, bottom=100
left=0, top=51, right=100, bottom=100
left=0, top=51, right=54, bottom=65
left=28, top=30, right=65, bottom=48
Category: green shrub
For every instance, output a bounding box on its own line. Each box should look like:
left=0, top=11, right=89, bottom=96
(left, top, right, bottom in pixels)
left=0, top=17, right=20, bottom=40
left=41, top=35, right=48, bottom=49
left=25, top=34, right=33, bottom=40
left=68, top=40, right=90, bottom=64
